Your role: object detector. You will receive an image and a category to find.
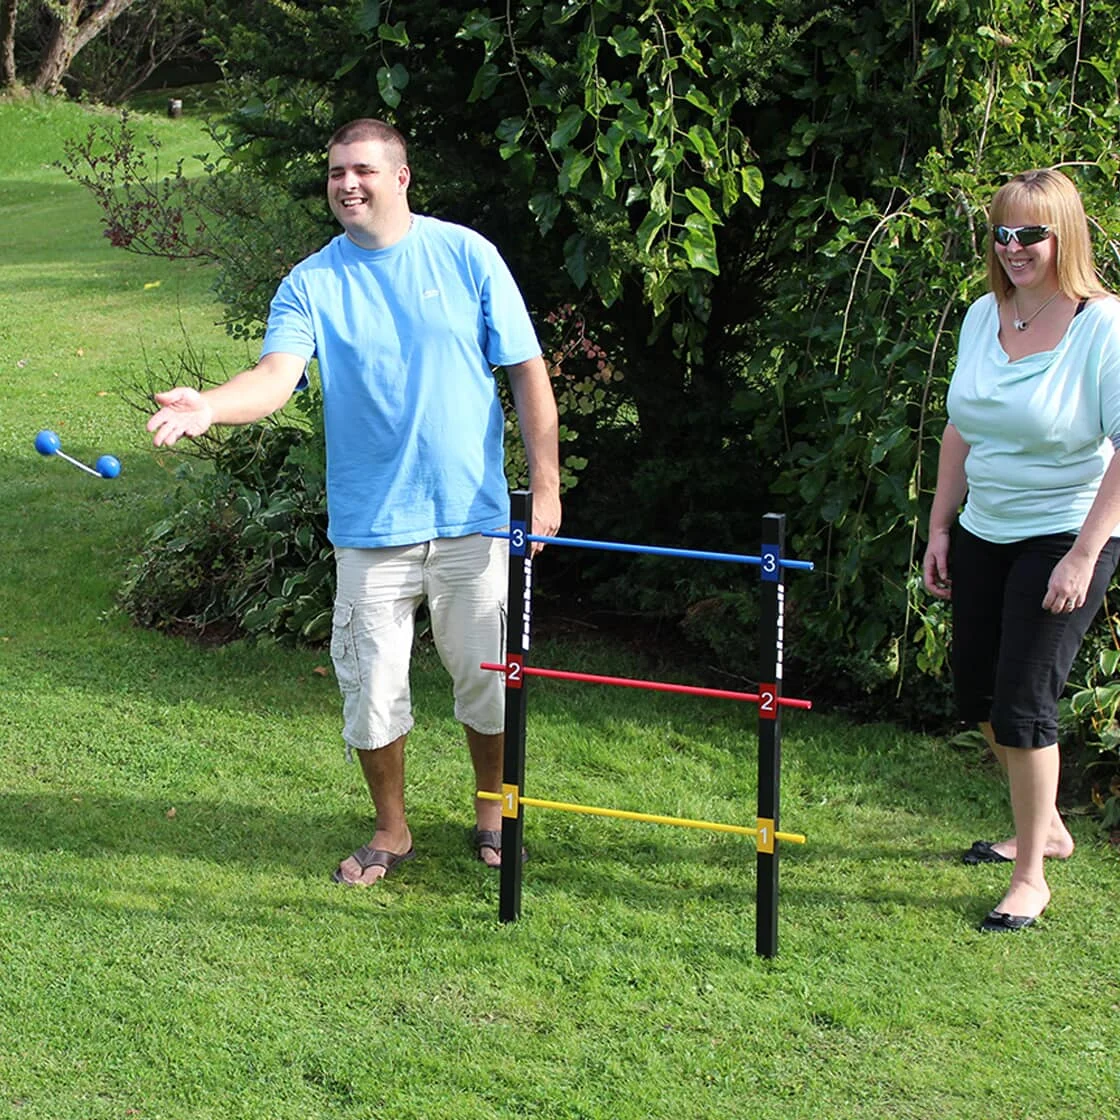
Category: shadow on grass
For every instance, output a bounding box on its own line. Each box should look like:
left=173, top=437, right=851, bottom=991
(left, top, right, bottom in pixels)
left=0, top=789, right=984, bottom=933
left=0, top=788, right=762, bottom=875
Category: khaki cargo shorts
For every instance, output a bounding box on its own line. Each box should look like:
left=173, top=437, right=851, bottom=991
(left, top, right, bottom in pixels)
left=330, top=534, right=508, bottom=753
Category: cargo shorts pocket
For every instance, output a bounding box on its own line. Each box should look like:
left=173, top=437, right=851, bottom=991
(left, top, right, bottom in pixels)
left=330, top=601, right=360, bottom=695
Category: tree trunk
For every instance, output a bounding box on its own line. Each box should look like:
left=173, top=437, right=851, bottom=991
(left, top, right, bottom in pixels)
left=32, top=0, right=142, bottom=94
left=0, top=0, right=19, bottom=89
left=33, top=0, right=75, bottom=94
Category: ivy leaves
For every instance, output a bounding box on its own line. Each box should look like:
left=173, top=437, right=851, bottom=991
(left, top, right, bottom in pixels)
left=460, top=1, right=776, bottom=333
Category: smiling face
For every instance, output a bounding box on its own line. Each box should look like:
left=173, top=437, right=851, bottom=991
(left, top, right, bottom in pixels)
left=993, top=210, right=1058, bottom=295
left=326, top=138, right=411, bottom=248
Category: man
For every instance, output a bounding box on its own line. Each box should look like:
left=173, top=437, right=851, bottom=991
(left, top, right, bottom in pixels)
left=148, top=118, right=561, bottom=885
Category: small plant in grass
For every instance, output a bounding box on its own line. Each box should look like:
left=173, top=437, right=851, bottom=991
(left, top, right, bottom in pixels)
left=906, top=568, right=952, bottom=679
left=59, top=111, right=328, bottom=339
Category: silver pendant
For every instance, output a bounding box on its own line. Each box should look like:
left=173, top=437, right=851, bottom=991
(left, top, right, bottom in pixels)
left=1013, top=319, right=1028, bottom=331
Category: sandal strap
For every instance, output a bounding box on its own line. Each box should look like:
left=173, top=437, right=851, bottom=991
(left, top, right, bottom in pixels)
left=473, top=829, right=503, bottom=852
left=352, top=844, right=398, bottom=870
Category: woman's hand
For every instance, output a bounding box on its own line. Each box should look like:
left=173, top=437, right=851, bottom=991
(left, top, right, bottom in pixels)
left=922, top=528, right=953, bottom=600
left=1042, top=549, right=1096, bottom=614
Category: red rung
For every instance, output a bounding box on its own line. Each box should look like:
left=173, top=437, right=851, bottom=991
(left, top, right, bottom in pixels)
left=479, top=662, right=812, bottom=710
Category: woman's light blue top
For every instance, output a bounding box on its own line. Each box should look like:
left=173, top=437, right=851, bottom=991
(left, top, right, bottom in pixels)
left=948, top=292, right=1120, bottom=543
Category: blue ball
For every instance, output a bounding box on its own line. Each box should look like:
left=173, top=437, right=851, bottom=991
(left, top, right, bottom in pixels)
left=35, top=429, right=60, bottom=456
left=96, top=455, right=122, bottom=479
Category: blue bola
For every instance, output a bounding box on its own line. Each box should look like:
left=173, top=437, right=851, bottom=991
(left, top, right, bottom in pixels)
left=34, top=429, right=61, bottom=456
left=96, top=455, right=122, bottom=479
left=33, top=429, right=121, bottom=480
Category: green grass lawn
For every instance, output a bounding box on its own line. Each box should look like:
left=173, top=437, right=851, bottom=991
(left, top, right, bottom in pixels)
left=1, top=94, right=1118, bottom=1120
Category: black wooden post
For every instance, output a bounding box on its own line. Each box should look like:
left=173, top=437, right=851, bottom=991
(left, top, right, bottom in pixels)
left=499, top=490, right=533, bottom=922
left=755, top=513, right=785, bottom=958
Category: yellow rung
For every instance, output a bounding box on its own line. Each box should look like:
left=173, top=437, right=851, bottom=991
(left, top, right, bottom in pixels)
left=477, top=790, right=806, bottom=844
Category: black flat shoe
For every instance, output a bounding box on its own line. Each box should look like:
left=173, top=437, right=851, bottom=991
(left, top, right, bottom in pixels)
left=978, top=909, right=1041, bottom=933
left=963, top=839, right=1012, bottom=865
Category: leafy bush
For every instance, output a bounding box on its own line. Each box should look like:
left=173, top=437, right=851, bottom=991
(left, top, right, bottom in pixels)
left=1061, top=624, right=1120, bottom=833
left=119, top=391, right=332, bottom=644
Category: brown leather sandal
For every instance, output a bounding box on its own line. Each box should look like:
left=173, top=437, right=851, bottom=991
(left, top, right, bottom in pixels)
left=471, top=827, right=527, bottom=866
left=332, top=844, right=416, bottom=885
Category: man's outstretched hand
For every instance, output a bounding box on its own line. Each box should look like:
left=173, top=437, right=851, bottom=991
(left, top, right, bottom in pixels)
left=147, top=388, right=214, bottom=447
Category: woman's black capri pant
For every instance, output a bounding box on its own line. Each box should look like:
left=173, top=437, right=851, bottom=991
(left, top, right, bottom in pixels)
left=950, top=526, right=1120, bottom=749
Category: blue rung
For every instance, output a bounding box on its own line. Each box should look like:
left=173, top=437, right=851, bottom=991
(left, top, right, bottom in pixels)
left=483, top=530, right=814, bottom=571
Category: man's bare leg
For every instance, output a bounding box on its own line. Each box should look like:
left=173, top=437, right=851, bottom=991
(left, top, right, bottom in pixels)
left=335, top=734, right=413, bottom=885
left=467, top=727, right=504, bottom=868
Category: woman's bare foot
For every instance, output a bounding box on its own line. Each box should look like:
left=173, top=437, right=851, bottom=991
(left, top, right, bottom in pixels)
left=989, top=878, right=1050, bottom=922
left=986, top=821, right=1074, bottom=862
left=973, top=809, right=1074, bottom=861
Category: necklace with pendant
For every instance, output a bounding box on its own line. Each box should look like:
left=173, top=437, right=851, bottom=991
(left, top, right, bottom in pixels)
left=1012, top=289, right=1061, bottom=331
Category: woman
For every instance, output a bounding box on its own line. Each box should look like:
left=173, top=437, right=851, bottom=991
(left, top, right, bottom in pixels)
left=923, top=168, right=1120, bottom=932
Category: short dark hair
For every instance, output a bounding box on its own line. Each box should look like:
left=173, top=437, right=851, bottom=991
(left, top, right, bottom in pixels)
left=327, top=119, right=408, bottom=165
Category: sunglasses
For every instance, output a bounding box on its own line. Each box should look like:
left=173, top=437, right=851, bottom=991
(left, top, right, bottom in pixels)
left=991, top=224, right=1051, bottom=247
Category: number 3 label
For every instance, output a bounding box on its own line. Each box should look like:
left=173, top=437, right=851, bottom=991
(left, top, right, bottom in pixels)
left=761, top=545, right=779, bottom=582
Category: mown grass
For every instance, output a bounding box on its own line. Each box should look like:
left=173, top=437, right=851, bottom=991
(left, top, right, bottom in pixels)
left=1, top=94, right=1118, bottom=1120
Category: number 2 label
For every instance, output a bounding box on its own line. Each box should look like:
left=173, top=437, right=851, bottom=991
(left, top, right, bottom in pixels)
left=759, top=683, right=777, bottom=720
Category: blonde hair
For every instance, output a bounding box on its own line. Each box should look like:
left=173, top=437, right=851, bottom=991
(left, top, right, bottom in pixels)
left=985, top=168, right=1108, bottom=301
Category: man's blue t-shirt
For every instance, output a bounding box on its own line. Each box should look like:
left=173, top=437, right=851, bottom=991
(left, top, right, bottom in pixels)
left=261, top=215, right=541, bottom=547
